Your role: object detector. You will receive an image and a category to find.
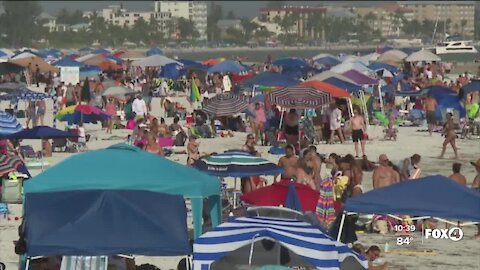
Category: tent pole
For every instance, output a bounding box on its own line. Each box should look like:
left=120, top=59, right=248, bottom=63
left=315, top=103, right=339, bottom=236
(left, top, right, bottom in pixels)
left=248, top=233, right=261, bottom=265
left=337, top=212, right=346, bottom=242
left=24, top=258, right=30, bottom=270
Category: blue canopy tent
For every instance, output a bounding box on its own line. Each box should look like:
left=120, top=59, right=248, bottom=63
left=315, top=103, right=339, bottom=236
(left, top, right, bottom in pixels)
left=146, top=47, right=163, bottom=56
left=367, top=63, right=398, bottom=73
left=24, top=189, right=190, bottom=256
left=159, top=63, right=184, bottom=79
left=24, top=143, right=221, bottom=239
left=54, top=58, right=83, bottom=67
left=323, top=77, right=362, bottom=93
left=460, top=79, right=480, bottom=97
left=178, top=59, right=205, bottom=69
left=240, top=72, right=299, bottom=90
left=7, top=126, right=77, bottom=139
left=78, top=47, right=93, bottom=53
left=92, top=48, right=110, bottom=55
left=207, top=60, right=247, bottom=74
left=193, top=217, right=367, bottom=270
left=345, top=175, right=480, bottom=221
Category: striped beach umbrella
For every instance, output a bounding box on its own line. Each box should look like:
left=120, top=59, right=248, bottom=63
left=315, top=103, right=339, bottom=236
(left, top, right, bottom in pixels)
left=193, top=216, right=368, bottom=270
left=202, top=93, right=250, bottom=117
left=0, top=88, right=50, bottom=102
left=0, top=82, right=28, bottom=93
left=267, top=85, right=332, bottom=109
left=192, top=152, right=283, bottom=177
left=0, top=111, right=23, bottom=136
left=56, top=104, right=110, bottom=124
left=0, top=154, right=24, bottom=176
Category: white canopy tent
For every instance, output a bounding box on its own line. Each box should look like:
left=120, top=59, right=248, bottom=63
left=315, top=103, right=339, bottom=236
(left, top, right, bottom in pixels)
left=131, top=54, right=182, bottom=67
left=405, top=50, right=442, bottom=62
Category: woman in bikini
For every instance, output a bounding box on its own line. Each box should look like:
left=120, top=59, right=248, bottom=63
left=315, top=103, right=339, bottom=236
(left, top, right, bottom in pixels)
left=145, top=133, right=164, bottom=156
left=439, top=112, right=459, bottom=159
left=296, top=157, right=316, bottom=190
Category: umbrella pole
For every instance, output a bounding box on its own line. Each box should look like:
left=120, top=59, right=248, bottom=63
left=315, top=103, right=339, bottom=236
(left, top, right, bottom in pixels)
left=337, top=211, right=346, bottom=242
left=378, top=85, right=384, bottom=113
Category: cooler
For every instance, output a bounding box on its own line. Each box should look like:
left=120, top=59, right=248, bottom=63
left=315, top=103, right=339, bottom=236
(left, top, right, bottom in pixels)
left=1, top=178, right=23, bottom=204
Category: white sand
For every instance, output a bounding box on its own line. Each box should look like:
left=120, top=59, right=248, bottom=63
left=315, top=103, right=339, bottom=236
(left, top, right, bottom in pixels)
left=1, top=86, right=479, bottom=270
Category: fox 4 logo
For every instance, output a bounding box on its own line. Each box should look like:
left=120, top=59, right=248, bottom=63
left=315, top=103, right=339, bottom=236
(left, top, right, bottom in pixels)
left=0, top=262, right=5, bottom=270
left=424, top=227, right=464, bottom=241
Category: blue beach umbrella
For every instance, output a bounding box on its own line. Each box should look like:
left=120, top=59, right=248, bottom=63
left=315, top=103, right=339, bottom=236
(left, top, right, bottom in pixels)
left=240, top=72, right=299, bottom=90
left=0, top=111, right=23, bottom=136
left=207, top=60, right=247, bottom=74
left=272, top=57, right=308, bottom=68
left=146, top=47, right=163, bottom=56
left=0, top=88, right=50, bottom=102
left=8, top=126, right=78, bottom=140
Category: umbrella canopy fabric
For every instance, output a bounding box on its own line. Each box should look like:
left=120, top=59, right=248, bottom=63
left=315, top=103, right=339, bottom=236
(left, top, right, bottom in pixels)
left=0, top=154, right=24, bottom=176
left=267, top=85, right=331, bottom=109
left=54, top=57, right=83, bottom=67
left=323, top=77, right=362, bottom=93
left=0, top=88, right=50, bottom=102
left=330, top=62, right=372, bottom=74
left=314, top=56, right=341, bottom=66
left=0, top=82, right=28, bottom=92
left=56, top=104, right=111, bottom=124
left=131, top=54, right=182, bottom=67
left=8, top=126, right=78, bottom=139
left=367, top=63, right=397, bottom=73
left=240, top=72, right=299, bottom=90
left=405, top=50, right=441, bottom=62
left=378, top=49, right=408, bottom=62
left=0, top=111, right=23, bottom=136
left=307, top=71, right=358, bottom=85
left=25, top=189, right=190, bottom=256
left=345, top=175, right=480, bottom=221
left=146, top=47, right=163, bottom=56
left=178, top=59, right=204, bottom=69
left=272, top=57, right=308, bottom=68
left=461, top=79, right=480, bottom=95
left=193, top=216, right=368, bottom=270
left=285, top=181, right=303, bottom=211
left=342, top=70, right=378, bottom=85
left=202, top=58, right=224, bottom=66
left=202, top=93, right=250, bottom=116
left=192, top=152, right=284, bottom=177
left=102, top=86, right=135, bottom=97
left=297, top=80, right=351, bottom=98
left=207, top=60, right=247, bottom=73
left=241, top=180, right=320, bottom=211
left=9, top=56, right=59, bottom=73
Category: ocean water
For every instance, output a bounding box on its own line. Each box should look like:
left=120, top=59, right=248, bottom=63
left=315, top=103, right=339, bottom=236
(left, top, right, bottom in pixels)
left=165, top=47, right=480, bottom=63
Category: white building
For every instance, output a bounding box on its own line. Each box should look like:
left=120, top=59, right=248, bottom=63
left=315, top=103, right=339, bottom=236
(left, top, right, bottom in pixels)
left=38, top=12, right=57, bottom=32
left=154, top=1, right=207, bottom=40
left=100, top=5, right=155, bottom=28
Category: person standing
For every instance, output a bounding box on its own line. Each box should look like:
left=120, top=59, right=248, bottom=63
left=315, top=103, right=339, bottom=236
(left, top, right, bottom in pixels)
left=132, top=94, right=147, bottom=120
left=36, top=99, right=46, bottom=126
left=253, top=102, right=266, bottom=145
left=277, top=144, right=298, bottom=181
left=329, top=102, right=344, bottom=144
left=222, top=73, right=232, bottom=92
left=350, top=107, right=366, bottom=157
left=439, top=112, right=459, bottom=159
left=105, top=97, right=117, bottom=134
left=425, top=93, right=438, bottom=136
left=25, top=101, right=36, bottom=128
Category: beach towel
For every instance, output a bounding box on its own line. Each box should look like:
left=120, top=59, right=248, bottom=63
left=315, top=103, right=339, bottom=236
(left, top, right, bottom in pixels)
left=316, top=177, right=336, bottom=228
left=60, top=256, right=107, bottom=270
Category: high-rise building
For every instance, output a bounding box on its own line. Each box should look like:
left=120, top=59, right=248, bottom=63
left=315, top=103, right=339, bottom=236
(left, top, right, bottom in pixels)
left=398, top=1, right=475, bottom=38
left=154, top=1, right=208, bottom=40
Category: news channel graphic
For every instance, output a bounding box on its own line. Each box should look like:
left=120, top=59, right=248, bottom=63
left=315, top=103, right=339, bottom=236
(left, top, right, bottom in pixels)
left=0, top=262, right=5, bottom=270
left=392, top=224, right=464, bottom=247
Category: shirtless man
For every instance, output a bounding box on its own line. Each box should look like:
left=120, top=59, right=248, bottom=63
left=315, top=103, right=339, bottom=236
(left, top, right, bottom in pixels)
left=425, top=93, right=437, bottom=136
left=373, top=154, right=397, bottom=189
left=449, top=163, right=467, bottom=185
left=307, top=145, right=322, bottom=184
left=277, top=144, right=298, bottom=181
left=350, top=107, right=366, bottom=157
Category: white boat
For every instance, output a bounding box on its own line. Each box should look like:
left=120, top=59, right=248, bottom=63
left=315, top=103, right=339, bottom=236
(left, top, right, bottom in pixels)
left=432, top=40, right=478, bottom=54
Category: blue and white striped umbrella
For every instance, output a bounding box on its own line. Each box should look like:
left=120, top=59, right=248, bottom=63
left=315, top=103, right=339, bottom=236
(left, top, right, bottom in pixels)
left=0, top=88, right=50, bottom=102
left=0, top=111, right=23, bottom=136
left=193, top=216, right=368, bottom=270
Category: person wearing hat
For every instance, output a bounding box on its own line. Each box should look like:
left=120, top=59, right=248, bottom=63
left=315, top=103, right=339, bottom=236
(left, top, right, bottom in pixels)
left=132, top=93, right=147, bottom=120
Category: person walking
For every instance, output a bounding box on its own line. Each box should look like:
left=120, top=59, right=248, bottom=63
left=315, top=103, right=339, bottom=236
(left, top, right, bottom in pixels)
left=439, top=112, right=459, bottom=159
left=350, top=107, right=366, bottom=157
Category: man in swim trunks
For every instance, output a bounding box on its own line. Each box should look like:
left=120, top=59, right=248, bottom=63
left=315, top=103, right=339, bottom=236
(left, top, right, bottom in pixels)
left=350, top=107, right=366, bottom=157
left=425, top=93, right=437, bottom=136
left=373, top=154, right=397, bottom=189
left=277, top=144, right=298, bottom=181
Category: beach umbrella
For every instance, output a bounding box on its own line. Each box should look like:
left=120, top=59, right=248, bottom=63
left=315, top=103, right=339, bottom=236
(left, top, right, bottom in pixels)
left=0, top=111, right=23, bottom=136
left=367, top=62, right=397, bottom=73
left=285, top=181, right=303, bottom=211
left=0, top=82, right=28, bottom=93
left=405, top=49, right=441, bottom=62
left=460, top=79, right=480, bottom=96
left=342, top=69, right=378, bottom=85
left=9, top=56, right=59, bottom=73
left=177, top=59, right=204, bottom=69
left=102, top=86, right=134, bottom=97
left=54, top=58, right=83, bottom=67
left=241, top=179, right=319, bottom=211
left=0, top=154, right=25, bottom=176
left=0, top=88, right=50, bottom=102
left=193, top=216, right=368, bottom=270
left=192, top=152, right=283, bottom=178
left=56, top=104, right=111, bottom=124
left=376, top=68, right=394, bottom=78
left=92, top=48, right=110, bottom=55
left=314, top=56, right=341, bottom=66
left=8, top=126, right=78, bottom=140
left=330, top=62, right=372, bottom=74
left=202, top=58, right=225, bottom=65
left=312, top=53, right=336, bottom=60
left=146, top=47, right=163, bottom=56
left=267, top=85, right=331, bottom=109
left=297, top=80, right=351, bottom=98
left=378, top=49, right=408, bottom=63
left=272, top=57, right=308, bottom=68
left=323, top=77, right=362, bottom=93
left=307, top=70, right=358, bottom=85
left=207, top=60, right=247, bottom=74
left=202, top=93, right=250, bottom=116
left=240, top=72, right=299, bottom=90
left=131, top=54, right=182, bottom=68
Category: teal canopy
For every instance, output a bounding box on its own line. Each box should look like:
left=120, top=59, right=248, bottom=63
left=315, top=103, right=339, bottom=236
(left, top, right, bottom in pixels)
left=24, top=143, right=221, bottom=238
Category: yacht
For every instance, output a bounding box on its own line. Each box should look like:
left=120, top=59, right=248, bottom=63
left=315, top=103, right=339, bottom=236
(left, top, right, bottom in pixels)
left=433, top=40, right=478, bottom=54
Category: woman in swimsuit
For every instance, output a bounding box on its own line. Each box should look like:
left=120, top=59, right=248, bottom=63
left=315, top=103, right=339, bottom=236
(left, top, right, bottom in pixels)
left=158, top=117, right=170, bottom=138
left=439, top=112, right=459, bottom=159
left=296, top=158, right=316, bottom=190
left=145, top=133, right=164, bottom=156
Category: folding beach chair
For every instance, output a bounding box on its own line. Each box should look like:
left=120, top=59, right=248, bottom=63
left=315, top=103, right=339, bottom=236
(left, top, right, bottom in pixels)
left=19, top=145, right=39, bottom=159
left=60, top=256, right=107, bottom=270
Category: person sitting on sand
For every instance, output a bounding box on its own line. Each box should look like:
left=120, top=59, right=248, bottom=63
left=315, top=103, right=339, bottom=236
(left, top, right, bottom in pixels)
left=277, top=144, right=298, bottom=181
left=242, top=134, right=259, bottom=156
left=366, top=245, right=389, bottom=270
left=449, top=163, right=467, bottom=186
left=145, top=133, right=164, bottom=156
left=373, top=154, right=398, bottom=189
left=398, top=154, right=421, bottom=180
left=41, top=139, right=52, bottom=158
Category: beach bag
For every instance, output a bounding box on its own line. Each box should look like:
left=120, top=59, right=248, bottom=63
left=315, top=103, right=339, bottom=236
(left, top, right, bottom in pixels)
left=1, top=178, right=23, bottom=204
left=126, top=119, right=136, bottom=130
